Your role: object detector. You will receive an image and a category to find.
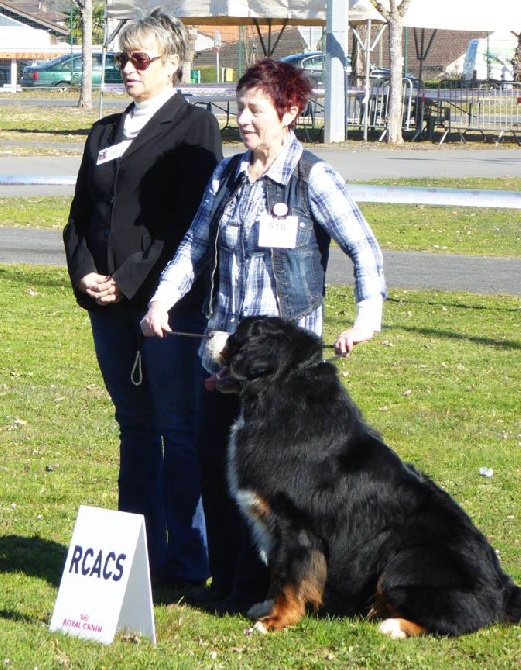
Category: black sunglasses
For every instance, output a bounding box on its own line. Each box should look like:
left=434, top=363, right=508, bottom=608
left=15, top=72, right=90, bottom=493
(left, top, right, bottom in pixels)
left=115, top=52, right=162, bottom=71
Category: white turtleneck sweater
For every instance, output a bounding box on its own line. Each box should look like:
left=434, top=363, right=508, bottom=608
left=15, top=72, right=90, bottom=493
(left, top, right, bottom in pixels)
left=119, top=87, right=176, bottom=155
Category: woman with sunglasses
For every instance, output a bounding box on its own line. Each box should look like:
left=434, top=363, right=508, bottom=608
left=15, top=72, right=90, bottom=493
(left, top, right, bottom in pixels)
left=63, top=9, right=222, bottom=591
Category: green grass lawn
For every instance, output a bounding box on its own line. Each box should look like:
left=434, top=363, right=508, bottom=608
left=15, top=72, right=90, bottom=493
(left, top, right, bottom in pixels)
left=1, top=265, right=520, bottom=669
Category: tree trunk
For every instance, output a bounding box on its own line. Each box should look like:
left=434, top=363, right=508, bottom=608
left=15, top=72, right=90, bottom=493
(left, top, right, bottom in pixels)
left=372, top=0, right=412, bottom=144
left=386, top=15, right=404, bottom=144
left=79, top=0, right=93, bottom=110
left=513, top=33, right=521, bottom=82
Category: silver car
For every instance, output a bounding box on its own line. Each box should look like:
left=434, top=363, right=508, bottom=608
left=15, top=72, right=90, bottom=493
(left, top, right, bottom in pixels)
left=279, top=52, right=417, bottom=88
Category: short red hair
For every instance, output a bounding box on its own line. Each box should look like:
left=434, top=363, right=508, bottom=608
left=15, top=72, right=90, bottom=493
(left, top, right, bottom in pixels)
left=237, top=58, right=313, bottom=129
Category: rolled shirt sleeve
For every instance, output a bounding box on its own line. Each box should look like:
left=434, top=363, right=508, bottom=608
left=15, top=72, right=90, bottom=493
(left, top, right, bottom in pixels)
left=308, top=161, right=386, bottom=331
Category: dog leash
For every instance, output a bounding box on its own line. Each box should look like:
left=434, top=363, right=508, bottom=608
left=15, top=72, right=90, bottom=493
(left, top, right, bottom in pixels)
left=166, top=330, right=214, bottom=339
left=130, top=330, right=213, bottom=386
left=130, top=330, right=342, bottom=385
left=323, top=344, right=345, bottom=363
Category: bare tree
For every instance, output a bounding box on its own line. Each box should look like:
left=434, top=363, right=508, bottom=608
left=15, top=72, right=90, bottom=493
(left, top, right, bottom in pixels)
left=512, top=32, right=521, bottom=82
left=371, top=0, right=412, bottom=145
left=72, top=0, right=93, bottom=109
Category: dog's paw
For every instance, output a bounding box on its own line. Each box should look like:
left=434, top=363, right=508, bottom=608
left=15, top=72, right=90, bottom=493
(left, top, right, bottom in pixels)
left=246, top=620, right=269, bottom=635
left=379, top=618, right=408, bottom=639
left=246, top=599, right=274, bottom=619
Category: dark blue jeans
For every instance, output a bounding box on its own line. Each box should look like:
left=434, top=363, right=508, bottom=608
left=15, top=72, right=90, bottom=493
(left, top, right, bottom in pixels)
left=197, top=387, right=269, bottom=601
left=89, top=307, right=209, bottom=582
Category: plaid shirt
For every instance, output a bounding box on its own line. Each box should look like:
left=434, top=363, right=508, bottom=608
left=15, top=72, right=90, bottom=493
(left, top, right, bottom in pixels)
left=153, top=133, right=385, bottom=372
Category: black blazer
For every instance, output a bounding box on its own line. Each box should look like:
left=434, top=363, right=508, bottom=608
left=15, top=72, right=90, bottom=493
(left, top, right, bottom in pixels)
left=63, top=91, right=222, bottom=313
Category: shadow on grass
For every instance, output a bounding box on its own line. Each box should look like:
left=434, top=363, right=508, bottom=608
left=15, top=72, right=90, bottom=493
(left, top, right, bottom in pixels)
left=383, top=295, right=521, bottom=350
left=0, top=534, right=67, bottom=587
left=396, top=325, right=521, bottom=350
left=0, top=608, right=47, bottom=626
left=386, top=295, right=521, bottom=314
left=0, top=266, right=69, bottom=289
left=7, top=127, right=89, bottom=137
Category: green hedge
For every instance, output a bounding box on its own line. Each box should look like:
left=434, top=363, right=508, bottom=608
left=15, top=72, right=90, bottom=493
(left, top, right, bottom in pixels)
left=191, top=64, right=237, bottom=84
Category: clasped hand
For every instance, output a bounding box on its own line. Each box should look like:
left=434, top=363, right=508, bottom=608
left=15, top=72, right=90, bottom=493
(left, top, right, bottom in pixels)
left=78, top=272, right=122, bottom=306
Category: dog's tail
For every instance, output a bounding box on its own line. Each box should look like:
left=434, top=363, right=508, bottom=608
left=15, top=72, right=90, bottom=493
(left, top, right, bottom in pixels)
left=506, top=584, right=521, bottom=623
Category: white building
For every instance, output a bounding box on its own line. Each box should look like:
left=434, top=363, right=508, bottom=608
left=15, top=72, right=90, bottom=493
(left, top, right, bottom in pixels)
left=0, top=0, right=68, bottom=89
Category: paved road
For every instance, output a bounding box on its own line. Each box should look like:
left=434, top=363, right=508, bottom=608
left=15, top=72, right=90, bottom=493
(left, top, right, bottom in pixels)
left=1, top=147, right=521, bottom=196
left=2, top=227, right=520, bottom=297
left=1, top=146, right=520, bottom=296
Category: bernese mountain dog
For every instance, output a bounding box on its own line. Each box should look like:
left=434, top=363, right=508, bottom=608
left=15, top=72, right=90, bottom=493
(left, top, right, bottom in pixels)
left=210, top=315, right=521, bottom=637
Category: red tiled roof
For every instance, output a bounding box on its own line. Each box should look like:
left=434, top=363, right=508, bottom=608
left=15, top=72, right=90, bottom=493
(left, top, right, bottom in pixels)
left=0, top=0, right=68, bottom=35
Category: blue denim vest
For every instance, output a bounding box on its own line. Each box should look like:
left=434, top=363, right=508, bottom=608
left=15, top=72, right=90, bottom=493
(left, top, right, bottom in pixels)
left=204, top=150, right=331, bottom=322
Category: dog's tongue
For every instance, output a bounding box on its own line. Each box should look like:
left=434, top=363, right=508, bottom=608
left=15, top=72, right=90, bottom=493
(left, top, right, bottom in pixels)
left=204, top=368, right=239, bottom=393
left=205, top=367, right=230, bottom=392
left=204, top=373, right=219, bottom=391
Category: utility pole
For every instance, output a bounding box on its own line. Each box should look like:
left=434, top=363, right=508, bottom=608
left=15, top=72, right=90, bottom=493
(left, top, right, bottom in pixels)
left=324, top=0, right=349, bottom=143
left=78, top=0, right=93, bottom=109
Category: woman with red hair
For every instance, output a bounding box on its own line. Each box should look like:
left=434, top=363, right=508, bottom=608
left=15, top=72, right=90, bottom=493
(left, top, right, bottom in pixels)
left=141, top=58, right=386, bottom=615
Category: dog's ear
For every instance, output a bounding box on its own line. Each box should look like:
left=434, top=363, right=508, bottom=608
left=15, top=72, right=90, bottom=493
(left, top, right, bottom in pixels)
left=229, top=336, right=281, bottom=381
left=229, top=317, right=323, bottom=383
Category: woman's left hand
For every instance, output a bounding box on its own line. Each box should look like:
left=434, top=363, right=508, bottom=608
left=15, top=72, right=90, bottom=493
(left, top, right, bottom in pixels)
left=334, top=326, right=374, bottom=356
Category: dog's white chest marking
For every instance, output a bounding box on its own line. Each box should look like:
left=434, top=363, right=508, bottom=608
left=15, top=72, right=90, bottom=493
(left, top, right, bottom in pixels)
left=227, top=412, right=273, bottom=563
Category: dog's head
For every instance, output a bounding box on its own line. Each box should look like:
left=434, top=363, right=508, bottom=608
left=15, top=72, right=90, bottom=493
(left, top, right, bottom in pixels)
left=211, top=316, right=323, bottom=391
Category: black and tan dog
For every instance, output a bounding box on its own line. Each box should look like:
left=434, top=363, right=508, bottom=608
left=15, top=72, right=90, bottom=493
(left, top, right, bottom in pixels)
left=211, top=315, right=521, bottom=637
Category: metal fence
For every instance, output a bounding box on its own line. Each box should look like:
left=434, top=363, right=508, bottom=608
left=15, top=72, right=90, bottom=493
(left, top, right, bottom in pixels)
left=345, top=78, right=416, bottom=140
left=300, top=79, right=417, bottom=141
left=336, top=80, right=521, bottom=144
left=426, top=83, right=521, bottom=144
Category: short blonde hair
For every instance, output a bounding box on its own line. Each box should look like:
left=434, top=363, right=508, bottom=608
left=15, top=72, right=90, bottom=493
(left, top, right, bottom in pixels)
left=119, top=8, right=186, bottom=83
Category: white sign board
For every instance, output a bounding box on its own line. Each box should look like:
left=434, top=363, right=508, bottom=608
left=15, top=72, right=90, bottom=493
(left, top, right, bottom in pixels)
left=49, top=505, right=156, bottom=645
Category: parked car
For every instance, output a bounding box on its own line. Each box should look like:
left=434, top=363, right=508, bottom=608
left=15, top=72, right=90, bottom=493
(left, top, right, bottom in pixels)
left=279, top=51, right=336, bottom=87
left=279, top=51, right=417, bottom=87
left=0, top=59, right=40, bottom=86
left=368, top=65, right=418, bottom=86
left=20, top=52, right=123, bottom=90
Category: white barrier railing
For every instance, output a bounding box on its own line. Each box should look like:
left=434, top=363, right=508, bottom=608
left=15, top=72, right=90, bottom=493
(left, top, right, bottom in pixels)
left=1, top=176, right=521, bottom=209
left=347, top=184, right=521, bottom=208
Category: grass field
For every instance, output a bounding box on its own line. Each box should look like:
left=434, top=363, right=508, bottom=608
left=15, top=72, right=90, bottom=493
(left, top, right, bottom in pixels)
left=0, top=264, right=520, bottom=669
left=1, top=99, right=520, bottom=667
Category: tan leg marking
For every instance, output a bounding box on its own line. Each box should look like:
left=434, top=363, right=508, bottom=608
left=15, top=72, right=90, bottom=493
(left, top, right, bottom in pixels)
left=247, top=492, right=270, bottom=518
left=253, top=549, right=327, bottom=632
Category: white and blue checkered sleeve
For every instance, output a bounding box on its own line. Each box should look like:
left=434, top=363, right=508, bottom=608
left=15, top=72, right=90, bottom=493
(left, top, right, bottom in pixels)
left=307, top=161, right=386, bottom=327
